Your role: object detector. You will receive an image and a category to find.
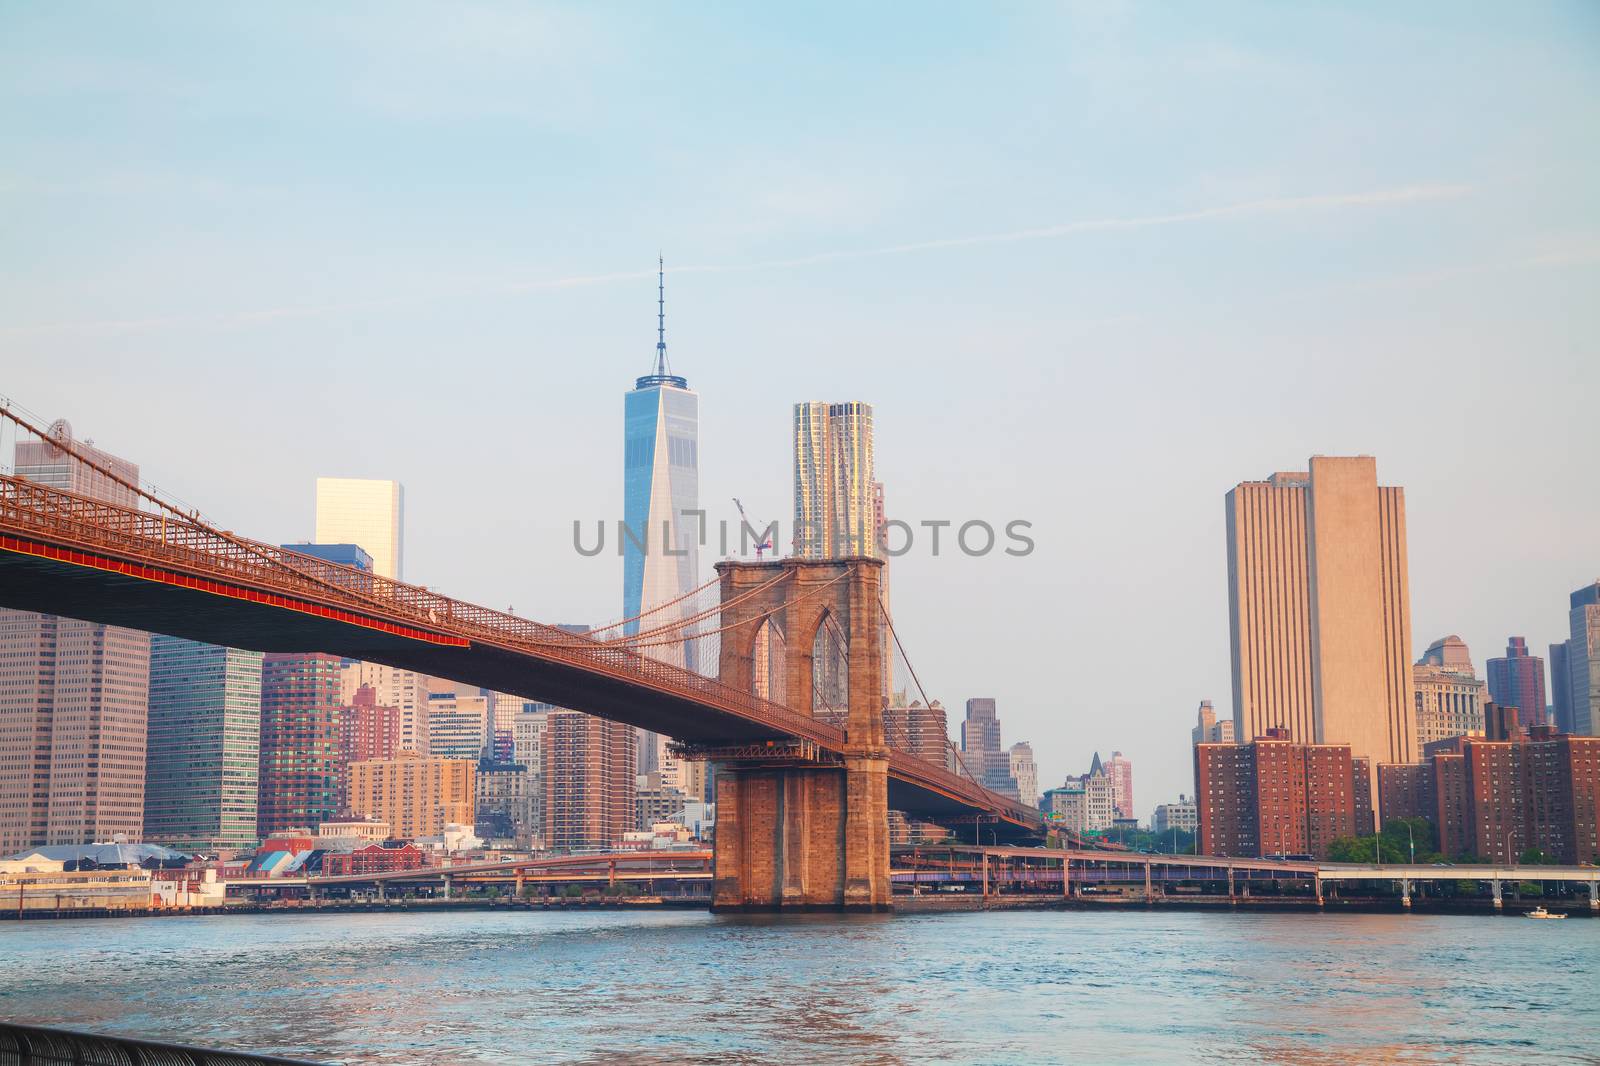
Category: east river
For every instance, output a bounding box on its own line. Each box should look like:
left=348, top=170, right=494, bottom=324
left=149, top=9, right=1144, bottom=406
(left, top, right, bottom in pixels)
left=2, top=908, right=1597, bottom=1064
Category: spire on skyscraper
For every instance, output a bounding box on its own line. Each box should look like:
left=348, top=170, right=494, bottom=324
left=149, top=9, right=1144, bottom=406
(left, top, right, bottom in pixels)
left=636, top=255, right=687, bottom=390
left=656, top=254, right=670, bottom=378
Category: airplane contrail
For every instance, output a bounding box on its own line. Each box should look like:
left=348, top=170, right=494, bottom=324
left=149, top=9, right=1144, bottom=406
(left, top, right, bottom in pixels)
left=3, top=183, right=1474, bottom=336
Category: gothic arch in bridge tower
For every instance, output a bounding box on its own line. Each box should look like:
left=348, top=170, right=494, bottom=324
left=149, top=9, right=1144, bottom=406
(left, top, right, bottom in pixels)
left=810, top=609, right=849, bottom=726
left=749, top=617, right=786, bottom=706
left=715, top=558, right=885, bottom=745
left=710, top=557, right=890, bottom=911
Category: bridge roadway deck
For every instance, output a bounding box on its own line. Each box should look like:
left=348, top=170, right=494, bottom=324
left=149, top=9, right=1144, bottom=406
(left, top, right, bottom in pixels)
left=909, top=847, right=1600, bottom=884
left=285, top=850, right=1600, bottom=897
left=1316, top=862, right=1600, bottom=884
left=894, top=847, right=1318, bottom=891
left=0, top=474, right=1040, bottom=830
left=306, top=851, right=713, bottom=887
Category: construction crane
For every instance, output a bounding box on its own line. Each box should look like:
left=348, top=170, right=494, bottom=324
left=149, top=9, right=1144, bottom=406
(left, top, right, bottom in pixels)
left=732, top=497, right=774, bottom=560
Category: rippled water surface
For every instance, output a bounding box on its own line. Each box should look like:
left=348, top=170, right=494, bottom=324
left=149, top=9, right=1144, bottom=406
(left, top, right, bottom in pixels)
left=2, top=908, right=1597, bottom=1064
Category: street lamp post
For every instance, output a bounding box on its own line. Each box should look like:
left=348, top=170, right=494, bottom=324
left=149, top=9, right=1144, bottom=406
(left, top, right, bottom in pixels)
left=1405, top=822, right=1415, bottom=865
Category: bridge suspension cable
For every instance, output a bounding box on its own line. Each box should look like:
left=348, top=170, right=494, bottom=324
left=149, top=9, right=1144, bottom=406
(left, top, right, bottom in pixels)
left=878, top=596, right=1011, bottom=803
left=0, top=400, right=433, bottom=618
left=0, top=394, right=217, bottom=530
left=582, top=573, right=723, bottom=637
left=593, top=569, right=788, bottom=646
left=617, top=566, right=859, bottom=652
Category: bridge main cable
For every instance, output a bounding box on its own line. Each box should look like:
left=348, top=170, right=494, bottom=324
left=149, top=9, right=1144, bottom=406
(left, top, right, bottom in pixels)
left=582, top=573, right=723, bottom=637
left=594, top=569, right=789, bottom=646
left=0, top=400, right=452, bottom=620
left=878, top=595, right=1033, bottom=820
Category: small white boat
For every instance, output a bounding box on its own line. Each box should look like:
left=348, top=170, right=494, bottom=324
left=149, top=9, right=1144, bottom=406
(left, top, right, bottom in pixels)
left=1525, top=906, right=1566, bottom=919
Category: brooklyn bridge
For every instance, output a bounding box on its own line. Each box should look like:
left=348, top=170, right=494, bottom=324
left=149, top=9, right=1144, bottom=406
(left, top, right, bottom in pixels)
left=0, top=406, right=1042, bottom=912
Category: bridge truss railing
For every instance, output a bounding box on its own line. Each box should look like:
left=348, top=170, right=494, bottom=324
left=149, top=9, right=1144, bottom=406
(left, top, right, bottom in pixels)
left=0, top=473, right=840, bottom=741
left=0, top=473, right=1037, bottom=826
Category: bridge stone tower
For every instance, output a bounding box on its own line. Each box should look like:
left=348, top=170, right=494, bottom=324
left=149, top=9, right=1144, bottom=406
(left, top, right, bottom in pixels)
left=709, top=557, right=891, bottom=911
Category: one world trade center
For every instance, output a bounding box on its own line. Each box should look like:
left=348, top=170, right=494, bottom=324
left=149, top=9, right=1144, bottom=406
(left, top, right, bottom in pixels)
left=623, top=261, right=701, bottom=776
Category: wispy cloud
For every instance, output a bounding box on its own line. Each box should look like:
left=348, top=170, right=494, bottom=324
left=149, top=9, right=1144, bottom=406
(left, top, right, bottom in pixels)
left=1, top=183, right=1475, bottom=337
left=457, top=183, right=1481, bottom=296
left=668, top=184, right=1475, bottom=273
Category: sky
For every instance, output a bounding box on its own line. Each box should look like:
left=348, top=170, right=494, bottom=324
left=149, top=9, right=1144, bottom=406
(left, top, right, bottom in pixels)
left=2, top=3, right=1597, bottom=819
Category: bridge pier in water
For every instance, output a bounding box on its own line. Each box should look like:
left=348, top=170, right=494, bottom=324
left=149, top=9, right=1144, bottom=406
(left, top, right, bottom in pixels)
left=705, top=558, right=892, bottom=912
left=712, top=755, right=890, bottom=911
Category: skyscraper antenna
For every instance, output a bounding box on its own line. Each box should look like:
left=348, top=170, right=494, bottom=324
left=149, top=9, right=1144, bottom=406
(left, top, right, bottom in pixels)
left=655, top=255, right=670, bottom=377
left=634, top=254, right=686, bottom=390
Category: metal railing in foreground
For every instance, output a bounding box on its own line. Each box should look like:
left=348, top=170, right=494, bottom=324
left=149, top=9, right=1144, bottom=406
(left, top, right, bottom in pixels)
left=0, top=1021, right=325, bottom=1066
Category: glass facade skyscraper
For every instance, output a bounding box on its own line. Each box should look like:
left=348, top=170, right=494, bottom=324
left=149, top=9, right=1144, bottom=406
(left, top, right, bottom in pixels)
left=622, top=264, right=700, bottom=670
left=258, top=652, right=343, bottom=835
left=144, top=636, right=263, bottom=850
left=284, top=542, right=372, bottom=572
left=1567, top=581, right=1600, bottom=736
left=622, top=264, right=691, bottom=781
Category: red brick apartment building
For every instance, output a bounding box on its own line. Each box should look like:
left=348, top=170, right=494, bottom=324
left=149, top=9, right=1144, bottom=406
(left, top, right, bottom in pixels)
left=1378, top=727, right=1600, bottom=863
left=1196, top=729, right=1373, bottom=858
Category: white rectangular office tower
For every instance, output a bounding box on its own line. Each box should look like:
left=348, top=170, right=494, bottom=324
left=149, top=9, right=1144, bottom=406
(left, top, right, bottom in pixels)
left=1225, top=456, right=1417, bottom=779
left=314, top=478, right=404, bottom=580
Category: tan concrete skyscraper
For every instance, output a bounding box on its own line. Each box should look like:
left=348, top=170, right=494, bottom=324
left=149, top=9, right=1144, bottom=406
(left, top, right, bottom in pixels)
left=1226, top=456, right=1417, bottom=782
left=346, top=755, right=475, bottom=840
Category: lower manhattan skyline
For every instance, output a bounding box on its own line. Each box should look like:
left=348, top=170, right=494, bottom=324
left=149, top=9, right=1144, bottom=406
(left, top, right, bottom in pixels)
left=2, top=3, right=1599, bottom=1063
left=5, top=5, right=1594, bottom=817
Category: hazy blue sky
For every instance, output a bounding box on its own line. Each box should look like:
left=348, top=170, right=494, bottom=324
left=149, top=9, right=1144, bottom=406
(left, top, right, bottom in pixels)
left=3, top=3, right=1597, bottom=816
